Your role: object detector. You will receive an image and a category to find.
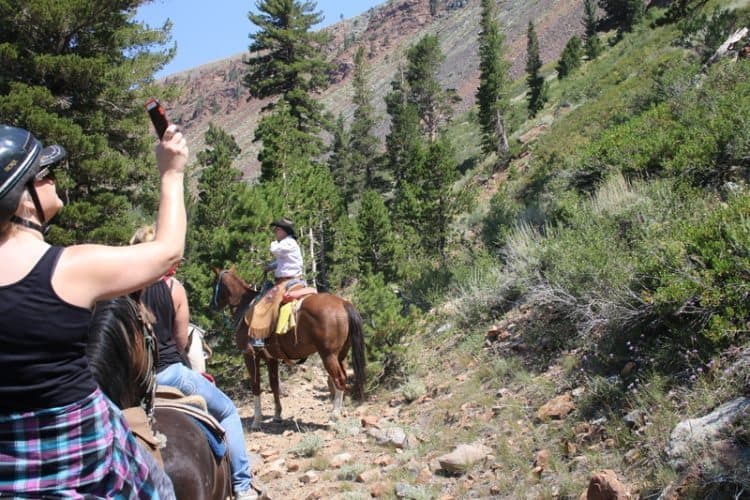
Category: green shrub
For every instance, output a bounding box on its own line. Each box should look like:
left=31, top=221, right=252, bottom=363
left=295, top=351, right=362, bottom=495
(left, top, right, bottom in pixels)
left=577, top=375, right=627, bottom=418
left=639, top=189, right=750, bottom=345
left=354, top=273, right=419, bottom=389
left=556, top=36, right=584, bottom=79
left=677, top=7, right=739, bottom=60
left=666, top=61, right=750, bottom=186
left=400, top=377, right=426, bottom=402
left=290, top=433, right=324, bottom=458
left=337, top=463, right=366, bottom=481
left=580, top=103, right=687, bottom=183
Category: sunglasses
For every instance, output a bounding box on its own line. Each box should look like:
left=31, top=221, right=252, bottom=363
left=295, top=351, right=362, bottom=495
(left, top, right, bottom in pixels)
left=34, top=166, right=55, bottom=182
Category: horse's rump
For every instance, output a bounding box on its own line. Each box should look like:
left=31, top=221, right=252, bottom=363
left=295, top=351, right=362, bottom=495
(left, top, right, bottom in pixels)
left=152, top=407, right=232, bottom=500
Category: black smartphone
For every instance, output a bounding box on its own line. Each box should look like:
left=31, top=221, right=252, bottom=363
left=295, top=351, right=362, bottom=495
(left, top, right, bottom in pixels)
left=145, top=98, right=168, bottom=139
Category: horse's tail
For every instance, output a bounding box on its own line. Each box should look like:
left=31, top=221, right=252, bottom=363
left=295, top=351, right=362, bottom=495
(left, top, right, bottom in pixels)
left=345, top=301, right=366, bottom=401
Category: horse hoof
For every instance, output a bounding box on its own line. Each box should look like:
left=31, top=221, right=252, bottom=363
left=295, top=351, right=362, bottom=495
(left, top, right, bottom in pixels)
left=272, top=416, right=283, bottom=423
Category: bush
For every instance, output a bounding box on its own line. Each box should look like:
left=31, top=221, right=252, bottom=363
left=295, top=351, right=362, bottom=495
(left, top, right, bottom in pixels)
left=556, top=36, right=584, bottom=79
left=290, top=433, right=324, bottom=457
left=354, top=273, right=419, bottom=390
left=400, top=377, right=426, bottom=402
left=580, top=103, right=687, bottom=183
left=666, top=60, right=750, bottom=186
left=637, top=188, right=750, bottom=345
left=578, top=59, right=750, bottom=189
left=337, top=463, right=366, bottom=481
left=677, top=7, right=739, bottom=61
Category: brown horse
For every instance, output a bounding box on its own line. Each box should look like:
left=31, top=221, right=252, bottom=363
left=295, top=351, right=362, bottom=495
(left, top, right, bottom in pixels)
left=87, top=296, right=232, bottom=500
left=210, top=267, right=366, bottom=428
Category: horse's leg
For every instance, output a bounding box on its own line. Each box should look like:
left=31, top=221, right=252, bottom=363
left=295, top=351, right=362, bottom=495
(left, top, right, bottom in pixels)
left=327, top=376, right=335, bottom=401
left=243, top=353, right=263, bottom=430
left=321, top=353, right=347, bottom=420
left=268, top=358, right=282, bottom=422
left=331, top=382, right=344, bottom=420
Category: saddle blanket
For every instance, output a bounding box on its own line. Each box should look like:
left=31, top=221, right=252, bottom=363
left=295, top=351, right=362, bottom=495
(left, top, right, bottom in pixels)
left=191, top=417, right=227, bottom=459
left=275, top=301, right=296, bottom=334
left=154, top=398, right=228, bottom=460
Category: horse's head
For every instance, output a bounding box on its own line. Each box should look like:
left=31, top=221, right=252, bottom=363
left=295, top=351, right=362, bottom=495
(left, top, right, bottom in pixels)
left=87, top=296, right=158, bottom=411
left=210, top=266, right=258, bottom=313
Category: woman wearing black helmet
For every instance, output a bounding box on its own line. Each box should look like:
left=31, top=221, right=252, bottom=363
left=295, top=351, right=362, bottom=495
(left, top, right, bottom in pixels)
left=0, top=123, right=187, bottom=498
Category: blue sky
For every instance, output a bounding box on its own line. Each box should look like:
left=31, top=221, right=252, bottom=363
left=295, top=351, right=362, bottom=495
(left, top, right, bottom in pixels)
left=136, top=0, right=384, bottom=78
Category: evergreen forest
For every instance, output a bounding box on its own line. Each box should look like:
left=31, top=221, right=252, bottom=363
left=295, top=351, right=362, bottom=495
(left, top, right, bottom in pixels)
left=2, top=0, right=750, bottom=496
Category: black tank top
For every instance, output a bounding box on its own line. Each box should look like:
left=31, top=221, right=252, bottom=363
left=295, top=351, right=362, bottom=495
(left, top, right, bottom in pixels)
left=140, top=279, right=185, bottom=372
left=0, top=246, right=96, bottom=411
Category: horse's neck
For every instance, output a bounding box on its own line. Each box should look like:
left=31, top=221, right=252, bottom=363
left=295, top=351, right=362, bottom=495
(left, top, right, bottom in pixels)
left=229, top=286, right=256, bottom=316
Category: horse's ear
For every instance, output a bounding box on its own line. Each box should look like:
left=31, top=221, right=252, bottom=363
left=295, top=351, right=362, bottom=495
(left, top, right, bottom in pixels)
left=228, top=264, right=236, bottom=274
left=212, top=267, right=220, bottom=277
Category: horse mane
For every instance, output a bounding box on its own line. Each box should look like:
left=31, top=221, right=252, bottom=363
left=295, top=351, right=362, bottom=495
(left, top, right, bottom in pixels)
left=225, top=267, right=252, bottom=289
left=87, top=296, right=149, bottom=409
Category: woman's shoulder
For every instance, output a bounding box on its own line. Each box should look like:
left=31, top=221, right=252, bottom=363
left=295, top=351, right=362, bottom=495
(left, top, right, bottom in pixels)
left=0, top=240, right=53, bottom=286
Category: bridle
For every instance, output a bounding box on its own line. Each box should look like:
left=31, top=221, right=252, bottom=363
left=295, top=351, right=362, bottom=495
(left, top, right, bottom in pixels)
left=210, top=269, right=228, bottom=311
left=210, top=269, right=257, bottom=332
left=132, top=301, right=159, bottom=418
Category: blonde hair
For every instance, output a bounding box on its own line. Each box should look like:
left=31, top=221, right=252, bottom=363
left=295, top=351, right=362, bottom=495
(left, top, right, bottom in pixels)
left=130, top=224, right=156, bottom=245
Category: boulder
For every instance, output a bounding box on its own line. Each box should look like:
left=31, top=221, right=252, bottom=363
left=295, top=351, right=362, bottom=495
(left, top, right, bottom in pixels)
left=437, top=443, right=492, bottom=474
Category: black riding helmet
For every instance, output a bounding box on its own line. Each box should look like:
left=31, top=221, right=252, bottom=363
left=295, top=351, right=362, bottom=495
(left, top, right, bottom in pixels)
left=0, top=125, right=67, bottom=231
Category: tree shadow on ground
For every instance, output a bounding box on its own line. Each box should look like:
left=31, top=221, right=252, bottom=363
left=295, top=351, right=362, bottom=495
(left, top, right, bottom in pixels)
left=241, top=416, right=331, bottom=435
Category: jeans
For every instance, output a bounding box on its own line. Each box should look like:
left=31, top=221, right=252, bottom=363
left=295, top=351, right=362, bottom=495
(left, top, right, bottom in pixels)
left=156, top=363, right=252, bottom=493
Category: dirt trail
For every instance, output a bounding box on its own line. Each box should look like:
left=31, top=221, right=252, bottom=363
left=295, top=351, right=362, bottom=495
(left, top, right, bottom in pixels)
left=235, top=359, right=395, bottom=500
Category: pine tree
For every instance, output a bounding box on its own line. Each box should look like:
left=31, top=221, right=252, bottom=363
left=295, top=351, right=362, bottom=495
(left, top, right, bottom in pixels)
left=254, top=101, right=317, bottom=182
left=598, top=0, right=645, bottom=33
left=405, top=35, right=451, bottom=141
left=180, top=124, right=261, bottom=322
left=385, top=67, right=425, bottom=187
left=350, top=46, right=381, bottom=192
left=662, top=0, right=707, bottom=24
left=327, top=215, right=362, bottom=289
left=419, top=135, right=459, bottom=258
left=476, top=0, right=512, bottom=162
left=357, top=190, right=397, bottom=282
left=0, top=0, right=174, bottom=245
left=192, top=124, right=244, bottom=231
left=525, top=21, right=547, bottom=118
left=556, top=36, right=584, bottom=79
left=583, top=0, right=603, bottom=60
left=384, top=35, right=462, bottom=260
left=327, top=114, right=353, bottom=203
left=244, top=0, right=333, bottom=160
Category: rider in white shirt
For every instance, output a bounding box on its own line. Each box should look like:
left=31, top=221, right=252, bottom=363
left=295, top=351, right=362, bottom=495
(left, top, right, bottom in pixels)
left=266, top=218, right=303, bottom=280
left=249, top=218, right=304, bottom=348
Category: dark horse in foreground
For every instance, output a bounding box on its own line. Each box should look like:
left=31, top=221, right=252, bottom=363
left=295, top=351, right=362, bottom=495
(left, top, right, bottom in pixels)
left=211, top=267, right=366, bottom=428
left=87, top=297, right=232, bottom=500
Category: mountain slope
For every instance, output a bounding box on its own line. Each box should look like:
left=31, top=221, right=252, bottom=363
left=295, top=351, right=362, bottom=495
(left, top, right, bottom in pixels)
left=160, top=0, right=583, bottom=178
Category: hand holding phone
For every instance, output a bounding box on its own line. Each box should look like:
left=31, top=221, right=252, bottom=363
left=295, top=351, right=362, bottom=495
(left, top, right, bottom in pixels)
left=146, top=98, right=169, bottom=139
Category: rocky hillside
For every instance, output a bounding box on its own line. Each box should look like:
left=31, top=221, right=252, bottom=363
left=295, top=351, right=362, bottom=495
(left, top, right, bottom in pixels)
left=159, top=0, right=584, bottom=178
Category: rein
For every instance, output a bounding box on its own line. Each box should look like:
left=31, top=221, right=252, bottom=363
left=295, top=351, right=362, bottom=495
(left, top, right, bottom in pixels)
left=211, top=269, right=256, bottom=332
left=210, top=269, right=228, bottom=310
left=136, top=310, right=159, bottom=418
